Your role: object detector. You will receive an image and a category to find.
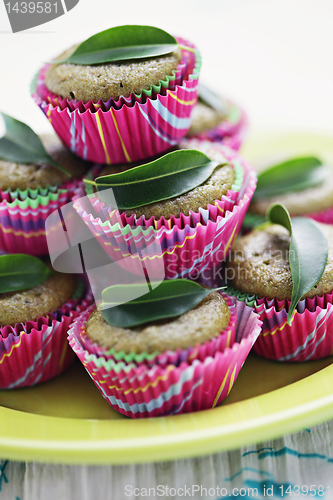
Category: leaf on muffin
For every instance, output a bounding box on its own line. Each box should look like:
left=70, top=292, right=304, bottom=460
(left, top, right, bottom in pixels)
left=267, top=203, right=328, bottom=324
left=199, top=83, right=229, bottom=115
left=101, top=279, right=224, bottom=328
left=57, top=25, right=178, bottom=65
left=253, top=156, right=327, bottom=200
left=0, top=254, right=52, bottom=294
left=85, top=149, right=223, bottom=210
left=0, top=113, right=71, bottom=177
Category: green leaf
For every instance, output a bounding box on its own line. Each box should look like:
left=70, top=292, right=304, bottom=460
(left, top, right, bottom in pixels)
left=253, top=156, right=327, bottom=201
left=102, top=279, right=222, bottom=328
left=59, top=25, right=178, bottom=65
left=267, top=203, right=328, bottom=324
left=0, top=113, right=71, bottom=177
left=90, top=149, right=221, bottom=210
left=199, top=83, right=228, bottom=115
left=0, top=254, right=52, bottom=294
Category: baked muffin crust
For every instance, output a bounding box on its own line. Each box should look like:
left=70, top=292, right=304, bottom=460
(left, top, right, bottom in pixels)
left=0, top=273, right=77, bottom=326
left=45, top=45, right=182, bottom=103
left=250, top=169, right=333, bottom=217
left=226, top=223, right=333, bottom=300
left=0, top=134, right=88, bottom=191
left=188, top=101, right=226, bottom=136
left=86, top=291, right=230, bottom=353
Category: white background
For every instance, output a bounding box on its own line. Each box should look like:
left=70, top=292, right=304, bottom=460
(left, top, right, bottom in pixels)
left=0, top=0, right=332, bottom=138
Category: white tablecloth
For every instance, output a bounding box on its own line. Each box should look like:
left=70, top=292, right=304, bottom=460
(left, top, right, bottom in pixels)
left=1, top=421, right=333, bottom=499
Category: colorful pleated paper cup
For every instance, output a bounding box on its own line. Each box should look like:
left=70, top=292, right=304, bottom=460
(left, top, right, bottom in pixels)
left=0, top=180, right=83, bottom=256
left=32, top=38, right=201, bottom=165
left=68, top=299, right=262, bottom=418
left=188, top=100, right=249, bottom=151
left=226, top=286, right=333, bottom=362
left=74, top=293, right=237, bottom=368
left=0, top=283, right=92, bottom=389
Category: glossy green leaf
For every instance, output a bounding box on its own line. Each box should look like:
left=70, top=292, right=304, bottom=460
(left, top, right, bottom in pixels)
left=102, top=279, right=222, bottom=328
left=267, top=203, right=328, bottom=324
left=0, top=254, right=52, bottom=294
left=60, top=25, right=178, bottom=65
left=253, top=156, right=327, bottom=201
left=0, top=113, right=71, bottom=177
left=89, top=149, right=221, bottom=210
left=199, top=83, right=228, bottom=115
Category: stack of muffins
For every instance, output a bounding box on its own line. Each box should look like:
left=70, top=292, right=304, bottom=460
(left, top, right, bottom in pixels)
left=15, top=24, right=329, bottom=418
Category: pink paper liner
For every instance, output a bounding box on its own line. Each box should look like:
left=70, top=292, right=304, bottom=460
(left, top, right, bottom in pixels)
left=76, top=293, right=237, bottom=368
left=68, top=298, right=262, bottom=417
left=0, top=287, right=92, bottom=389
left=73, top=145, right=257, bottom=279
left=306, top=206, right=333, bottom=225
left=32, top=39, right=201, bottom=164
left=188, top=100, right=249, bottom=151
left=0, top=179, right=83, bottom=256
left=252, top=291, right=333, bottom=361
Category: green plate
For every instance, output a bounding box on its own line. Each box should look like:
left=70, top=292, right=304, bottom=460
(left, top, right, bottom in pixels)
left=1, top=132, right=333, bottom=465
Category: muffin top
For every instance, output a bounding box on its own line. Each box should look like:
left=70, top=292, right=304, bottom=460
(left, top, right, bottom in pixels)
left=188, top=101, right=226, bottom=136
left=0, top=272, right=77, bottom=327
left=86, top=291, right=230, bottom=354
left=250, top=168, right=333, bottom=217
left=0, top=134, right=88, bottom=191
left=45, top=45, right=182, bottom=103
left=226, top=223, right=333, bottom=300
left=102, top=141, right=235, bottom=220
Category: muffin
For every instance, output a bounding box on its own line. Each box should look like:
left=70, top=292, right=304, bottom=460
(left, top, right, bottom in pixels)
left=0, top=133, right=89, bottom=256
left=248, top=159, right=333, bottom=226
left=68, top=286, right=262, bottom=417
left=225, top=223, right=333, bottom=361
left=187, top=88, right=248, bottom=151
left=32, top=27, right=201, bottom=164
left=0, top=268, right=91, bottom=389
left=73, top=139, right=257, bottom=280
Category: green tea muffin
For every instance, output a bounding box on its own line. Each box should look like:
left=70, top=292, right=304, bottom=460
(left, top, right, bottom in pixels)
left=188, top=101, right=227, bottom=136
left=0, top=134, right=88, bottom=191
left=226, top=223, right=333, bottom=300
left=45, top=45, right=182, bottom=103
left=86, top=291, right=230, bottom=354
left=250, top=169, right=333, bottom=217
left=0, top=272, right=77, bottom=326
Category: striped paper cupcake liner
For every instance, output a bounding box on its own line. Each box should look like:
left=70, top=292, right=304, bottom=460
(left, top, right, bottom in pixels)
left=0, top=179, right=82, bottom=256
left=225, top=285, right=333, bottom=361
left=0, top=282, right=92, bottom=389
left=68, top=298, right=262, bottom=417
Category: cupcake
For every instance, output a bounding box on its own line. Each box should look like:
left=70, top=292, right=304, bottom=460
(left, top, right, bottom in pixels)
left=187, top=84, right=248, bottom=151
left=225, top=220, right=333, bottom=361
left=68, top=280, right=262, bottom=417
left=247, top=156, right=333, bottom=227
left=0, top=127, right=90, bottom=256
left=0, top=254, right=91, bottom=388
left=73, top=139, right=257, bottom=280
left=32, top=25, right=201, bottom=164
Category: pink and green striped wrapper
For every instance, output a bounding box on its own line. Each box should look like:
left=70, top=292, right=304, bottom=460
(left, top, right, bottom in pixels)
left=225, top=286, right=333, bottom=361
left=32, top=38, right=201, bottom=165
left=73, top=145, right=257, bottom=279
left=0, top=180, right=83, bottom=256
left=68, top=299, right=262, bottom=418
left=0, top=285, right=92, bottom=389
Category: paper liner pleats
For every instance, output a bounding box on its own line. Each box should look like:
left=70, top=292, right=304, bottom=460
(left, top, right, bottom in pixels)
left=68, top=298, right=262, bottom=418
